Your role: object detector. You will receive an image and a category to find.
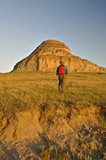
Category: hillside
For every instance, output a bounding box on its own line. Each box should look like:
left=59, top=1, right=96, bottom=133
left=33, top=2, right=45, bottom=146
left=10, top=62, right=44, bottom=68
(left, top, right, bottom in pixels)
left=12, top=40, right=106, bottom=72
left=0, top=72, right=106, bottom=159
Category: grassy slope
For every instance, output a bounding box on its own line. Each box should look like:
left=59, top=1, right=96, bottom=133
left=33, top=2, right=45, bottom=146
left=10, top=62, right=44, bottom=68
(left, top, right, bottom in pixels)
left=0, top=72, right=105, bottom=159
left=0, top=72, right=106, bottom=113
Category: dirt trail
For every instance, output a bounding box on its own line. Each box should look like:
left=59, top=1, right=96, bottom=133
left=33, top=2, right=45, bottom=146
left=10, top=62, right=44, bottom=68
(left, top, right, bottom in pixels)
left=0, top=104, right=105, bottom=160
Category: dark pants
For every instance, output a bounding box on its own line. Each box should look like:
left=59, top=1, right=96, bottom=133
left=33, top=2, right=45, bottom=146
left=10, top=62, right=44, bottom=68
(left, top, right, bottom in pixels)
left=58, top=74, right=65, bottom=92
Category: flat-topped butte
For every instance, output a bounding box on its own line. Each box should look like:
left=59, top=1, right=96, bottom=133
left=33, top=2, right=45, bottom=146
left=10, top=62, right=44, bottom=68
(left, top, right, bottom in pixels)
left=12, top=40, right=106, bottom=72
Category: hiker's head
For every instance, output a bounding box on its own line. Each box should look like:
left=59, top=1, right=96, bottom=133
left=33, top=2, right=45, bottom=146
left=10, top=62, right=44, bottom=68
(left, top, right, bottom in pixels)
left=60, top=60, right=64, bottom=65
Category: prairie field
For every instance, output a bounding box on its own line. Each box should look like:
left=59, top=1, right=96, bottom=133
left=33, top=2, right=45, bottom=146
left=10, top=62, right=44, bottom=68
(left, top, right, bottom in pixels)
left=0, top=71, right=106, bottom=113
left=0, top=72, right=106, bottom=160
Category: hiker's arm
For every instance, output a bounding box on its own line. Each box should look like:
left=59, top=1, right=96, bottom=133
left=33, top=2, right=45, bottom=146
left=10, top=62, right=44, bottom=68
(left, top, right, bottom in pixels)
left=66, top=67, right=68, bottom=75
left=64, top=66, right=68, bottom=78
left=56, top=75, right=58, bottom=80
left=56, top=67, right=59, bottom=80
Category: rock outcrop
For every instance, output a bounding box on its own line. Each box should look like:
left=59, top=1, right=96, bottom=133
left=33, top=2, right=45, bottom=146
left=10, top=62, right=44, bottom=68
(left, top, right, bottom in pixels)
left=12, top=40, right=106, bottom=72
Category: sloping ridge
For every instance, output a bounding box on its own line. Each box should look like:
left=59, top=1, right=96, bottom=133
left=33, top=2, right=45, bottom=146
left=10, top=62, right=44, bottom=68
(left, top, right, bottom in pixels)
left=12, top=40, right=106, bottom=72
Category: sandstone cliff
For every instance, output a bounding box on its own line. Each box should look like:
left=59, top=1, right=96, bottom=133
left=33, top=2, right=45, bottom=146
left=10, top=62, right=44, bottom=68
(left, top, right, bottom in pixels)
left=12, top=40, right=106, bottom=72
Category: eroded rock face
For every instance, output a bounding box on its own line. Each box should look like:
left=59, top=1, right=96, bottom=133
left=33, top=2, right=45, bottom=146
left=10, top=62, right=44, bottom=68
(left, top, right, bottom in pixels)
left=12, top=40, right=106, bottom=72
left=0, top=105, right=105, bottom=159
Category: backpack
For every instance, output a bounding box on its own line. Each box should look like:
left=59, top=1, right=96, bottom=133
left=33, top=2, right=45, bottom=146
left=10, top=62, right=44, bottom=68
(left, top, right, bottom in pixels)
left=58, top=65, right=65, bottom=75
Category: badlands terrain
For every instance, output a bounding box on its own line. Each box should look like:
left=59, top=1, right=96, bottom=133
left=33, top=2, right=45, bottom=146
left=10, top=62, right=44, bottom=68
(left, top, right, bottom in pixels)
left=0, top=72, right=105, bottom=160
left=0, top=39, right=106, bottom=159
left=12, top=40, right=106, bottom=73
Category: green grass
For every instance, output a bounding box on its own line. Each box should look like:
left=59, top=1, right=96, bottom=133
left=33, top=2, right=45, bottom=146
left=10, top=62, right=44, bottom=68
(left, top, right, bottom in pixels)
left=0, top=71, right=106, bottom=113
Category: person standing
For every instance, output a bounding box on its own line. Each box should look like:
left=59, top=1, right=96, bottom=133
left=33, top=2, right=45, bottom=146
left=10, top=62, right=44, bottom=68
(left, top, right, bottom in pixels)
left=56, top=60, right=68, bottom=92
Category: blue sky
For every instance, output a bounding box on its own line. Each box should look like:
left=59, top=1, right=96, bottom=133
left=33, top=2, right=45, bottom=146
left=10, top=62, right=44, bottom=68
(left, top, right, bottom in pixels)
left=0, top=0, right=106, bottom=72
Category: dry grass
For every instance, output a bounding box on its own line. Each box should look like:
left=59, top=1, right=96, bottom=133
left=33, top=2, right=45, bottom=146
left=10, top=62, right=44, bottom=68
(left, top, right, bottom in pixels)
left=0, top=71, right=105, bottom=160
left=0, top=71, right=106, bottom=113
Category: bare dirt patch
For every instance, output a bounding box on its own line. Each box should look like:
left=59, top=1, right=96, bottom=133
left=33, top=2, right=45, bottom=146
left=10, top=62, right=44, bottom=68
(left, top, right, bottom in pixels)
left=0, top=104, right=105, bottom=160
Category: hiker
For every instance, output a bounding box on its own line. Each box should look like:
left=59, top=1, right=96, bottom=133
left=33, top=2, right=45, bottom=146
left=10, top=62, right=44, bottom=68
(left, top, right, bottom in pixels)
left=56, top=60, right=68, bottom=92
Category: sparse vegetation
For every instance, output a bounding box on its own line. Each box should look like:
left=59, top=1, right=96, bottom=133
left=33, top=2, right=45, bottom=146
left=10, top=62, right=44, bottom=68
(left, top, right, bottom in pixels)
left=0, top=72, right=106, bottom=113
